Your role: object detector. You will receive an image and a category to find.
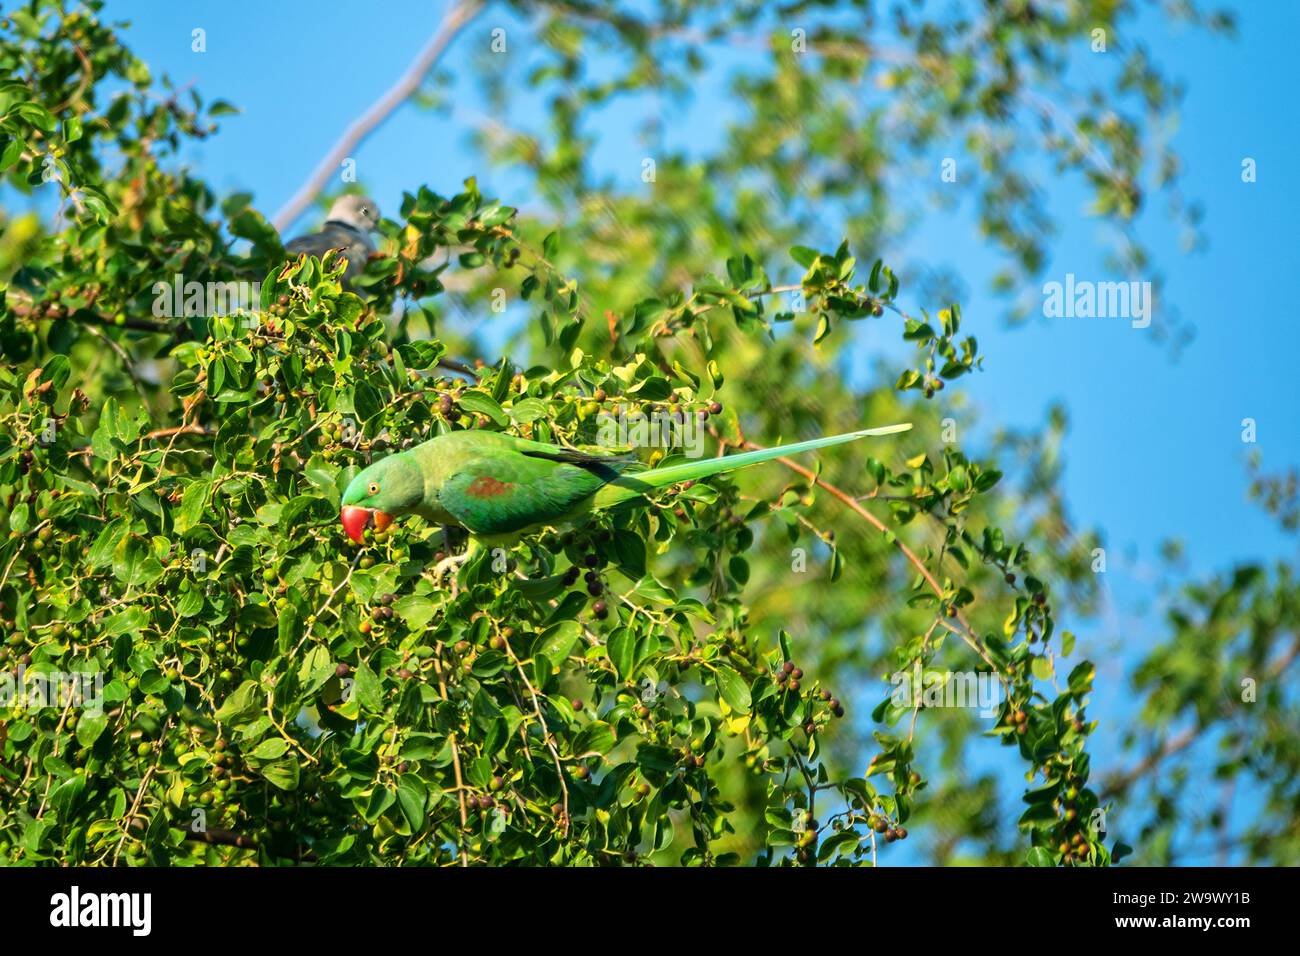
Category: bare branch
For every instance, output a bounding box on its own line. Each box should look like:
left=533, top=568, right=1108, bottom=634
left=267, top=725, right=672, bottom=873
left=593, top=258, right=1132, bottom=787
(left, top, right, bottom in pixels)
left=271, top=0, right=485, bottom=232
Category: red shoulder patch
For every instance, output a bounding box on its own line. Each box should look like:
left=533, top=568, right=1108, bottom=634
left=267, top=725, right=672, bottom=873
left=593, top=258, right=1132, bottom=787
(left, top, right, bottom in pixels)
left=466, top=475, right=514, bottom=498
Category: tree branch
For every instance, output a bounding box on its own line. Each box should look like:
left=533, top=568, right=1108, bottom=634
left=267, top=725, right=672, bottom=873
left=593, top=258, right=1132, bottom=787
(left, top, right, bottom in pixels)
left=271, top=0, right=485, bottom=232
left=1100, top=636, right=1300, bottom=799
left=729, top=431, right=1008, bottom=686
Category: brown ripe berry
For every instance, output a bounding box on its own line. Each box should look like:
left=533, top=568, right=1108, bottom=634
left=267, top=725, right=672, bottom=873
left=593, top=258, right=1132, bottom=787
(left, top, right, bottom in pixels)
left=1005, top=572, right=1016, bottom=584
left=831, top=701, right=845, bottom=718
left=398, top=668, right=414, bottom=680
left=788, top=679, right=800, bottom=692
left=782, top=661, right=795, bottom=675
left=592, top=600, right=608, bottom=620
left=884, top=830, right=898, bottom=843
left=571, top=698, right=584, bottom=711
left=803, top=721, right=815, bottom=736
left=791, top=667, right=803, bottom=679
left=593, top=388, right=607, bottom=402
left=896, top=827, right=907, bottom=839
left=335, top=663, right=350, bottom=678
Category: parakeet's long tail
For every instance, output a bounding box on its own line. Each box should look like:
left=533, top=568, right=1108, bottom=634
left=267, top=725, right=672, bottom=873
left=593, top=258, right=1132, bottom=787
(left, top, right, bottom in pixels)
left=592, top=422, right=912, bottom=510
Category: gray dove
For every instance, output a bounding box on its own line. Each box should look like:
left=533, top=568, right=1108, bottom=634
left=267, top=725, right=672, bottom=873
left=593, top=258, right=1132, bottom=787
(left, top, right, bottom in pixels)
left=284, top=195, right=380, bottom=282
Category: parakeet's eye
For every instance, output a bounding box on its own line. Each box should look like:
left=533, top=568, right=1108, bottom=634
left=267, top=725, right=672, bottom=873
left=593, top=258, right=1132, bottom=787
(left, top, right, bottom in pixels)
left=367, top=482, right=380, bottom=496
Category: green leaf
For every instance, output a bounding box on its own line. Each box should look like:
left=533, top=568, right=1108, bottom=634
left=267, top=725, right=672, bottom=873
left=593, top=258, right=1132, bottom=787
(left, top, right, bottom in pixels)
left=250, top=738, right=291, bottom=761
left=397, top=774, right=427, bottom=830
left=574, top=721, right=617, bottom=755
left=1026, top=847, right=1056, bottom=867
left=457, top=391, right=508, bottom=426
left=713, top=665, right=751, bottom=714
left=214, top=680, right=261, bottom=724
left=75, top=714, right=108, bottom=748
left=536, top=620, right=582, bottom=662
left=176, top=480, right=209, bottom=534
left=789, top=246, right=819, bottom=268
left=610, top=529, right=646, bottom=578
left=1031, top=656, right=1054, bottom=682
left=1067, top=661, right=1095, bottom=695
left=607, top=628, right=637, bottom=681
left=353, top=663, right=383, bottom=712
left=261, top=755, right=300, bottom=791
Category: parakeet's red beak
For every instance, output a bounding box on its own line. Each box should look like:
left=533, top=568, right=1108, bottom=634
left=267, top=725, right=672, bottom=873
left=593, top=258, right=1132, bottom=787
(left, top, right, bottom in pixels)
left=340, top=506, right=370, bottom=543
left=340, top=506, right=393, bottom=544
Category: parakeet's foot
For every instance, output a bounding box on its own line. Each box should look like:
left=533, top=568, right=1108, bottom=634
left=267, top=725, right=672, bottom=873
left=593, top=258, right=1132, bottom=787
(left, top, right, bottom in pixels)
left=430, top=552, right=469, bottom=594
left=429, top=537, right=484, bottom=595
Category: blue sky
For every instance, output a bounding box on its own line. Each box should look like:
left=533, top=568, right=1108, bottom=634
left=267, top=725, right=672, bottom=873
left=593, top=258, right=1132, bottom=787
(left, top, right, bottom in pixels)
left=92, top=0, right=1298, bottom=862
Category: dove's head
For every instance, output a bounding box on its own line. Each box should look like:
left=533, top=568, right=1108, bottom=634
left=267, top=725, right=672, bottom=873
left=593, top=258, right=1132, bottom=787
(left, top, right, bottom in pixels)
left=327, top=194, right=380, bottom=233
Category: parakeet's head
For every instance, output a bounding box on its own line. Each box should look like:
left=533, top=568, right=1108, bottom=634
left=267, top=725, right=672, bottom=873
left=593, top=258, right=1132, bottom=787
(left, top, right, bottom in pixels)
left=327, top=194, right=380, bottom=233
left=340, top=453, right=423, bottom=544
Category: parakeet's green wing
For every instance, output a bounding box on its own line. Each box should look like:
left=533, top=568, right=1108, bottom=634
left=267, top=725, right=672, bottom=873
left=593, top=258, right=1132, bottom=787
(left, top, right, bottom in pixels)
left=435, top=449, right=617, bottom=535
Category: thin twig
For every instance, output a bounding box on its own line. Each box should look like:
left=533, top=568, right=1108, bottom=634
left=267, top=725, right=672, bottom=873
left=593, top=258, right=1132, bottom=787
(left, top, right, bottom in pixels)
left=730, top=433, right=1007, bottom=686
left=271, top=0, right=485, bottom=231
left=503, top=637, right=570, bottom=836
left=431, top=642, right=471, bottom=866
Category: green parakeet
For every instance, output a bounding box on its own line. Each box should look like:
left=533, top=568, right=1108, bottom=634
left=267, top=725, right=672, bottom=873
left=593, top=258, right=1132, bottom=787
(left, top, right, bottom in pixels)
left=339, top=423, right=911, bottom=545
